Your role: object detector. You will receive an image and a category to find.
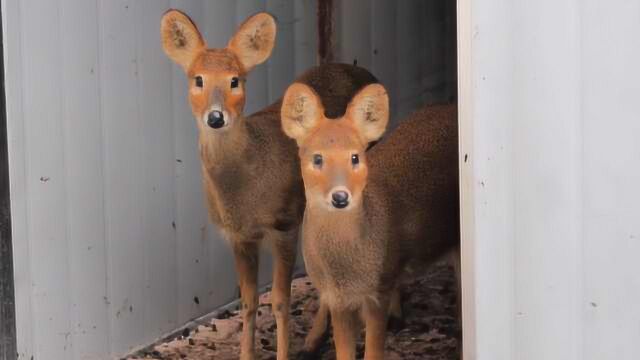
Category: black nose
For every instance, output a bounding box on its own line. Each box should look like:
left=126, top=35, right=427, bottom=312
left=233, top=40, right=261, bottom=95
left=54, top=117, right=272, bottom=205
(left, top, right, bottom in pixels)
left=207, top=110, right=225, bottom=129
left=331, top=191, right=350, bottom=209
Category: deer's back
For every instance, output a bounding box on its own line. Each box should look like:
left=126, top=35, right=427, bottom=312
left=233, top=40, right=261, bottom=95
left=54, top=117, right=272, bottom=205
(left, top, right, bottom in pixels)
left=367, top=103, right=460, bottom=268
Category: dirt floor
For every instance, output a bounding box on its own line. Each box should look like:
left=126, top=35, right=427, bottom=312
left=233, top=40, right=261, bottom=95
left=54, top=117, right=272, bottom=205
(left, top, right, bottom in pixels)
left=127, top=262, right=460, bottom=360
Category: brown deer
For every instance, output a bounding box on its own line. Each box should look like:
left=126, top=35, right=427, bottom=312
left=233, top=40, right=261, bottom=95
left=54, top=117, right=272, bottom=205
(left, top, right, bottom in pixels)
left=281, top=83, right=460, bottom=359
left=161, top=10, right=377, bottom=359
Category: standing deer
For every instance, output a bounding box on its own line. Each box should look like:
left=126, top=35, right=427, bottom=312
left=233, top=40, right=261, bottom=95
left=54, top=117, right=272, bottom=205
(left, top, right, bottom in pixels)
left=281, top=83, right=460, bottom=359
left=161, top=10, right=377, bottom=359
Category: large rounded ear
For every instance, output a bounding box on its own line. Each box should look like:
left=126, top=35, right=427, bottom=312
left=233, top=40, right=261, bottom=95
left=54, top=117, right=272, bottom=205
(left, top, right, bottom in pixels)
left=345, top=84, right=389, bottom=143
left=281, top=83, right=324, bottom=146
left=227, top=13, right=276, bottom=72
left=161, top=10, right=206, bottom=72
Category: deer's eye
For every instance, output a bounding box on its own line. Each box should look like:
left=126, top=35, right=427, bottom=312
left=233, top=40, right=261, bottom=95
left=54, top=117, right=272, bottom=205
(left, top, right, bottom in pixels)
left=195, top=76, right=203, bottom=88
left=231, top=77, right=239, bottom=88
left=351, top=154, right=360, bottom=166
left=313, top=154, right=323, bottom=169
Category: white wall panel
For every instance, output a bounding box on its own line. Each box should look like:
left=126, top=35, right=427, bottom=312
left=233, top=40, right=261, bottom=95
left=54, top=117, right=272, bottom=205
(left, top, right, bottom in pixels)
left=4, top=0, right=318, bottom=358
left=460, top=0, right=640, bottom=359
left=581, top=1, right=640, bottom=359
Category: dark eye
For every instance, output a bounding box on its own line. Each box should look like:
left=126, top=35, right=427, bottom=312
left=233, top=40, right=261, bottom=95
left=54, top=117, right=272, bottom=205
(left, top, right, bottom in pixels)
left=351, top=154, right=360, bottom=166
left=195, top=76, right=203, bottom=88
left=231, top=77, right=239, bottom=88
left=313, top=154, right=323, bottom=168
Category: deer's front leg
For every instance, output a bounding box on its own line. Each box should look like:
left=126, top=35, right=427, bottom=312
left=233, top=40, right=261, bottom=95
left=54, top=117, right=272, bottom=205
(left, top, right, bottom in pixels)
left=298, top=301, right=330, bottom=359
left=271, top=234, right=297, bottom=359
left=232, top=241, right=259, bottom=360
left=331, top=307, right=358, bottom=360
left=363, top=296, right=389, bottom=360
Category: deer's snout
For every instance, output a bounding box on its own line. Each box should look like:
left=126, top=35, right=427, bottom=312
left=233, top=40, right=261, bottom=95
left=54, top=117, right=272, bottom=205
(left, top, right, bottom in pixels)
left=331, top=190, right=350, bottom=209
left=207, top=110, right=226, bottom=129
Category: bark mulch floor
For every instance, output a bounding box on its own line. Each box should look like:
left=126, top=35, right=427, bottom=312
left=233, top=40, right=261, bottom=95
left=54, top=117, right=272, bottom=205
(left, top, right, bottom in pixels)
left=127, top=262, right=460, bottom=360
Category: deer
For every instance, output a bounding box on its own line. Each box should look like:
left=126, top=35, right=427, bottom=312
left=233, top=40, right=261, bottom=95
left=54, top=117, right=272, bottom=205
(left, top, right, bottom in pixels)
left=160, top=9, right=377, bottom=360
left=281, top=82, right=460, bottom=359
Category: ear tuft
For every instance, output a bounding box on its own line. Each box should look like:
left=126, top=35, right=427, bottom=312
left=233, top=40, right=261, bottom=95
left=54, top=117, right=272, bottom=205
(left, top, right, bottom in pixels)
left=227, top=13, right=277, bottom=72
left=281, top=83, right=324, bottom=145
left=346, top=84, right=389, bottom=143
left=161, top=9, right=205, bottom=72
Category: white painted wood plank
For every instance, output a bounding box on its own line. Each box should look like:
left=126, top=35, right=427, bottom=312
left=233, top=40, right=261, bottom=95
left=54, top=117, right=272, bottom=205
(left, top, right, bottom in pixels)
left=511, top=1, right=582, bottom=359
left=455, top=0, right=476, bottom=358
left=2, top=0, right=34, bottom=358
left=98, top=0, right=147, bottom=353
left=19, top=0, right=73, bottom=358
left=133, top=0, right=179, bottom=340
left=266, top=0, right=295, bottom=103
left=581, top=1, right=640, bottom=359
left=336, top=0, right=372, bottom=70
left=59, top=0, right=110, bottom=357
left=293, top=0, right=317, bottom=75
left=459, top=0, right=516, bottom=359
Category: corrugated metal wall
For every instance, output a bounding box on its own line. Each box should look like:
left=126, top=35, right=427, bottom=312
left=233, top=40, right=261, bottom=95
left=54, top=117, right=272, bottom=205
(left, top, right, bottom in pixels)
left=4, top=1, right=317, bottom=358
left=2, top=0, right=455, bottom=358
left=335, top=0, right=457, bottom=126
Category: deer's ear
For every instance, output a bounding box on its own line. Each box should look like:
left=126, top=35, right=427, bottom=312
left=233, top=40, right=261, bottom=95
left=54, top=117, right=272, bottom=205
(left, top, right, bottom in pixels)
left=161, top=9, right=206, bottom=72
left=227, top=13, right=276, bottom=72
left=281, top=83, right=324, bottom=146
left=345, top=84, right=389, bottom=143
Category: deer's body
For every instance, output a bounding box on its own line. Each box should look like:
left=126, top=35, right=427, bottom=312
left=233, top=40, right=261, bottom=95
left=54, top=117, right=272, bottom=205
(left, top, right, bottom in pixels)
left=161, top=10, right=376, bottom=359
left=282, top=83, right=459, bottom=359
left=200, top=64, right=378, bottom=243
left=303, top=104, right=459, bottom=311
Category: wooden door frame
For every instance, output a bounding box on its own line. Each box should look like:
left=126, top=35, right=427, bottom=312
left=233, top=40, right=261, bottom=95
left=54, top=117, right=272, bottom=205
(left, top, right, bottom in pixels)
left=457, top=0, right=476, bottom=358
left=0, top=0, right=17, bottom=358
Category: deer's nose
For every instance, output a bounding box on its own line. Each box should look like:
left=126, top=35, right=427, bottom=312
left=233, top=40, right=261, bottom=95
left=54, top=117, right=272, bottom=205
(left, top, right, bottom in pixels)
left=207, top=110, right=225, bottom=129
left=331, top=191, right=350, bottom=209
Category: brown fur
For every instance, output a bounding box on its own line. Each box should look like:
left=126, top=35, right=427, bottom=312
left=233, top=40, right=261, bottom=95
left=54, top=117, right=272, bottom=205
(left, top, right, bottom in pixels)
left=161, top=9, right=377, bottom=360
left=283, top=83, right=459, bottom=359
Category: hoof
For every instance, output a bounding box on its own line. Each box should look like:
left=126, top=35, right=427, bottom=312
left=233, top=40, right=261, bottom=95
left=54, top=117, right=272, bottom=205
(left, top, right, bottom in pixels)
left=387, top=315, right=406, bottom=333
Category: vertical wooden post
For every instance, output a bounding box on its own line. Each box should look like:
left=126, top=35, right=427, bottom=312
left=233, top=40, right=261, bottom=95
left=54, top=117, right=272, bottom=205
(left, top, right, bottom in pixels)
left=317, top=0, right=334, bottom=64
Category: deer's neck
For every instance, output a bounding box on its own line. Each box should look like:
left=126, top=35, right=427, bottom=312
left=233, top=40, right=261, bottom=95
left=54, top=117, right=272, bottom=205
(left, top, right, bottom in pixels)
left=304, top=201, right=368, bottom=243
left=198, top=116, right=249, bottom=170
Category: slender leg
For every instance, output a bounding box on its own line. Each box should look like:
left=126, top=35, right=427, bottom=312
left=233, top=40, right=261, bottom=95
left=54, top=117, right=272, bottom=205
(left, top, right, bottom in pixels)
left=232, top=242, right=259, bottom=360
left=363, top=297, right=389, bottom=360
left=299, top=301, right=330, bottom=358
left=271, top=235, right=297, bottom=360
left=331, top=308, right=358, bottom=360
